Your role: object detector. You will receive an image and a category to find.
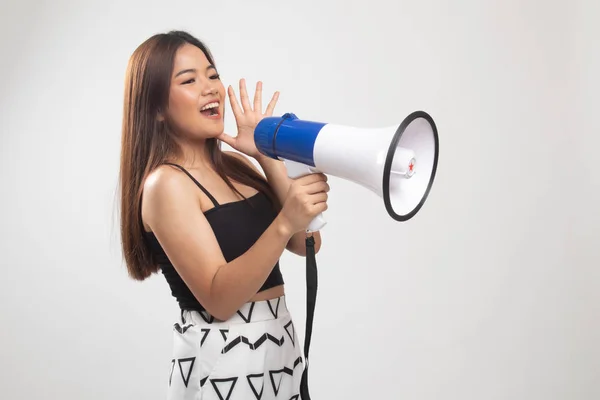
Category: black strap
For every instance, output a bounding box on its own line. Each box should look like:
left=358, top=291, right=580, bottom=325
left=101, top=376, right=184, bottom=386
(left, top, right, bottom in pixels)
left=164, top=162, right=220, bottom=207
left=300, top=235, right=318, bottom=400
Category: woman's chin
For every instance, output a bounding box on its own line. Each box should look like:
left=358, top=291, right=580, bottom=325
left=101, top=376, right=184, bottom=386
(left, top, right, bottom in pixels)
left=196, top=124, right=224, bottom=139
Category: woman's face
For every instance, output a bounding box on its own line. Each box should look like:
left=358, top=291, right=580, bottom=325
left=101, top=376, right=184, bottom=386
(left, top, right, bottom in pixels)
left=163, top=43, right=225, bottom=140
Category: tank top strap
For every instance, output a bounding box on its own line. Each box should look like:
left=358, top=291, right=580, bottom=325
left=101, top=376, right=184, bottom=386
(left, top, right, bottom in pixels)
left=163, top=162, right=220, bottom=207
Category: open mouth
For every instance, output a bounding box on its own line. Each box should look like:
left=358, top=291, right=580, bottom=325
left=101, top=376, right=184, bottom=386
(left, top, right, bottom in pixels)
left=200, top=102, right=220, bottom=118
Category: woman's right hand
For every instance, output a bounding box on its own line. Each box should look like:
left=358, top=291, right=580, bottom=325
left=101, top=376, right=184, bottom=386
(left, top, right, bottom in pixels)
left=278, top=173, right=330, bottom=234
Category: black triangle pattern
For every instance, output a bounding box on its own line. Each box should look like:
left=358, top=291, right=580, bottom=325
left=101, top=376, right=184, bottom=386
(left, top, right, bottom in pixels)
left=200, top=376, right=208, bottom=387
left=173, top=322, right=193, bottom=334
left=169, top=359, right=175, bottom=386
left=289, top=395, right=300, bottom=400
left=284, top=320, right=295, bottom=347
left=268, top=356, right=303, bottom=396
left=292, top=356, right=302, bottom=369
left=267, top=297, right=280, bottom=318
left=177, top=357, right=195, bottom=388
left=221, top=333, right=285, bottom=354
left=236, top=301, right=255, bottom=323
left=200, top=328, right=210, bottom=346
left=210, top=377, right=238, bottom=400
left=269, top=370, right=284, bottom=396
left=220, top=329, right=228, bottom=341
left=246, top=373, right=264, bottom=400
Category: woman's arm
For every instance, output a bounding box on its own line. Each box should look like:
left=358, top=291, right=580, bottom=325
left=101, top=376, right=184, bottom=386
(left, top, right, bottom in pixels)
left=229, top=151, right=323, bottom=255
left=142, top=166, right=293, bottom=321
left=142, top=165, right=328, bottom=320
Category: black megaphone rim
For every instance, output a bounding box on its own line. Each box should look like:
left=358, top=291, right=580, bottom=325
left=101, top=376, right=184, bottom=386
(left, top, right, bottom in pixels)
left=382, top=110, right=439, bottom=221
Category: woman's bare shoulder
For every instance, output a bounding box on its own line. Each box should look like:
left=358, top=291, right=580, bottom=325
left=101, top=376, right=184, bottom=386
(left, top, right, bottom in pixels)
left=141, top=164, right=199, bottom=230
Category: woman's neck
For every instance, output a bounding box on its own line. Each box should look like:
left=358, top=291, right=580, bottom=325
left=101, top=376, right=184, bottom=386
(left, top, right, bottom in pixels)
left=171, top=138, right=213, bottom=170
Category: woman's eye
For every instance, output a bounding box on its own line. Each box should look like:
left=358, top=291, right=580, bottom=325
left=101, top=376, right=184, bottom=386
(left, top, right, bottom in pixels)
left=210, top=74, right=221, bottom=80
left=183, top=78, right=195, bottom=84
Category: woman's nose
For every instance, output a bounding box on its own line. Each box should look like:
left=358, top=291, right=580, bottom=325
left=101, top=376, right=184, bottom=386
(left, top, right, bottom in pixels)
left=202, top=85, right=217, bottom=96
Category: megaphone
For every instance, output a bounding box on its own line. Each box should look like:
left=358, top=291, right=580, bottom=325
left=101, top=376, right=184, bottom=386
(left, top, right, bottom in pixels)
left=254, top=110, right=439, bottom=231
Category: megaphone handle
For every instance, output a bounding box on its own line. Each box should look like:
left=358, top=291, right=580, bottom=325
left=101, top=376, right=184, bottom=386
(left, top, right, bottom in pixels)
left=283, top=159, right=327, bottom=233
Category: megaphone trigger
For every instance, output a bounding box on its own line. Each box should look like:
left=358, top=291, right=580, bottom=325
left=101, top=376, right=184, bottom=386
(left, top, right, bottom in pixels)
left=283, top=158, right=318, bottom=179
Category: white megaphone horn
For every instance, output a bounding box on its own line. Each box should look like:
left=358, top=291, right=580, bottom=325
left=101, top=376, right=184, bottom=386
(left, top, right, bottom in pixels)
left=254, top=111, right=439, bottom=232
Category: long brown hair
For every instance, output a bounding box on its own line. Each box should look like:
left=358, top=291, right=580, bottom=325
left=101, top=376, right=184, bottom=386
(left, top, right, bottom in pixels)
left=119, top=30, right=279, bottom=281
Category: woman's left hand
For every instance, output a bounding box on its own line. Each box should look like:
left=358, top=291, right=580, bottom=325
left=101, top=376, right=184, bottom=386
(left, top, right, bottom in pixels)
left=218, top=78, right=279, bottom=159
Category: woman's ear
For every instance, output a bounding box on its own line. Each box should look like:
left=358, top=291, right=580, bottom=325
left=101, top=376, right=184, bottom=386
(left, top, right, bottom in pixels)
left=156, top=111, right=165, bottom=122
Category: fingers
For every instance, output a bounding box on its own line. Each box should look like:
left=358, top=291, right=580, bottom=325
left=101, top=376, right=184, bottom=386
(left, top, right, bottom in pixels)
left=239, top=79, right=252, bottom=112
left=293, top=173, right=329, bottom=195
left=308, top=192, right=328, bottom=204
left=304, top=180, right=330, bottom=195
left=230, top=78, right=279, bottom=117
left=295, top=173, right=328, bottom=186
left=227, top=86, right=243, bottom=117
left=265, top=91, right=280, bottom=116
left=314, top=201, right=328, bottom=213
left=253, top=81, right=262, bottom=113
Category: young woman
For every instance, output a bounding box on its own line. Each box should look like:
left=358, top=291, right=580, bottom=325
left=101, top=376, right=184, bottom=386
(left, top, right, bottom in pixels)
left=119, top=30, right=329, bottom=399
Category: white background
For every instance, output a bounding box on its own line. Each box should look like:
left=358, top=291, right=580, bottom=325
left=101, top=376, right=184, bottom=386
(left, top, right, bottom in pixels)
left=1, top=0, right=598, bottom=399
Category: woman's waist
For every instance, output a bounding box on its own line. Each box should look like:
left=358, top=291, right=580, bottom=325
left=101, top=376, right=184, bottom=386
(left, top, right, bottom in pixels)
left=182, top=292, right=289, bottom=326
left=249, top=284, right=284, bottom=302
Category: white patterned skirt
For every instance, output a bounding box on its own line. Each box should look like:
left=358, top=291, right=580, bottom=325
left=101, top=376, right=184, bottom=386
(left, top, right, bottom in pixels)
left=167, top=295, right=303, bottom=400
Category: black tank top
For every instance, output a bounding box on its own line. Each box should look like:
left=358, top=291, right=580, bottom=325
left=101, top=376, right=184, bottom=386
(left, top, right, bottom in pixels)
left=143, top=163, right=284, bottom=312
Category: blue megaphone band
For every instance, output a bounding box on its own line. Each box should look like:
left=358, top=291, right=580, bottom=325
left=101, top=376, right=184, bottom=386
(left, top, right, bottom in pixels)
left=254, top=113, right=326, bottom=167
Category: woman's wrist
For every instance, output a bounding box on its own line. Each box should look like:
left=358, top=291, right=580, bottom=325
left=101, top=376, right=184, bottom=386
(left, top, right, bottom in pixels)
left=273, top=213, right=296, bottom=240
left=257, top=155, right=288, bottom=177
left=255, top=152, right=276, bottom=165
